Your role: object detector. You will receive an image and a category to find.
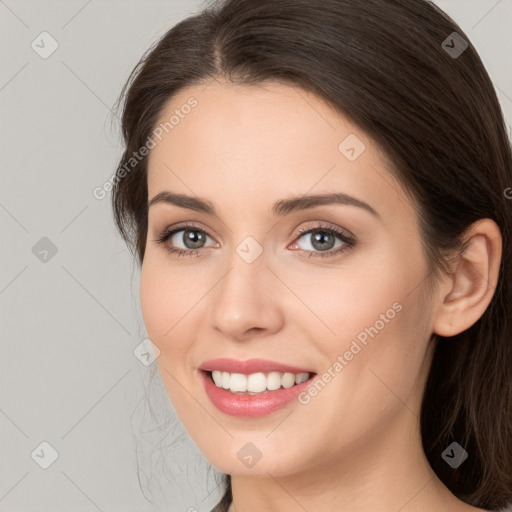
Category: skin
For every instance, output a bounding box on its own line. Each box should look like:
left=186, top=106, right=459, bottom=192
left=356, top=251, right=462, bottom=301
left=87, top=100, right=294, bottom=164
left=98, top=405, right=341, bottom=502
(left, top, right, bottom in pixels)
left=140, top=79, right=501, bottom=512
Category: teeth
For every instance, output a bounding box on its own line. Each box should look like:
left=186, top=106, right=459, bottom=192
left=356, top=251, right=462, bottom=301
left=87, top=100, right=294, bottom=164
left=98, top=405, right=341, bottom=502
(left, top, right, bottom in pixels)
left=247, top=372, right=267, bottom=392
left=210, top=370, right=311, bottom=394
left=230, top=373, right=247, bottom=392
left=267, top=371, right=281, bottom=391
left=282, top=373, right=296, bottom=388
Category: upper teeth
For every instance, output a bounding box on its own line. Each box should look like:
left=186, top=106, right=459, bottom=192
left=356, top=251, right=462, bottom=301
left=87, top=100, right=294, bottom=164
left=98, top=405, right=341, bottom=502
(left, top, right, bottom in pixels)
left=211, top=370, right=310, bottom=394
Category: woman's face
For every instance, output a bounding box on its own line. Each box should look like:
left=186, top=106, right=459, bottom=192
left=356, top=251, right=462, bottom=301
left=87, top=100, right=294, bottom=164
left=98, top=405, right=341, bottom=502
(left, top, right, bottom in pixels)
left=141, top=80, right=438, bottom=478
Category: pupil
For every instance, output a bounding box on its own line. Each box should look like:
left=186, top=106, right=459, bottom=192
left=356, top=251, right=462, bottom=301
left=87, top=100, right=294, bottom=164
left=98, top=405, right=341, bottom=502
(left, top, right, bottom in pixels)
left=184, top=229, right=204, bottom=249
left=312, top=231, right=334, bottom=251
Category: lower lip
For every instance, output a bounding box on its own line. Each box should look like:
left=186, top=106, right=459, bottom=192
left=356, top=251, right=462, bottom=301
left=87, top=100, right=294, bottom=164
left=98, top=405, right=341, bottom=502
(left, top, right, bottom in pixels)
left=198, top=370, right=316, bottom=417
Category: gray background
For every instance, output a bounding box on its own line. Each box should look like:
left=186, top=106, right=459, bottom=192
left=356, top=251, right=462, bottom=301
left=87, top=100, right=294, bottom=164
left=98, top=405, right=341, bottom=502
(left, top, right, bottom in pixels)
left=1, top=1, right=511, bottom=511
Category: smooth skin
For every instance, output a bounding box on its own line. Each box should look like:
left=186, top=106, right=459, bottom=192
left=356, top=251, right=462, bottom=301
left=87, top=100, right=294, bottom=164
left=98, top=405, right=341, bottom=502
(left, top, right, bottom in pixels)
left=140, top=79, right=501, bottom=512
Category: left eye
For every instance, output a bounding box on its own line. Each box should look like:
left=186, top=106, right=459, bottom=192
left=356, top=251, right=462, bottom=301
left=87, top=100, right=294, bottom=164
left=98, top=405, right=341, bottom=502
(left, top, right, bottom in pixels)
left=289, top=225, right=356, bottom=258
left=294, top=227, right=345, bottom=252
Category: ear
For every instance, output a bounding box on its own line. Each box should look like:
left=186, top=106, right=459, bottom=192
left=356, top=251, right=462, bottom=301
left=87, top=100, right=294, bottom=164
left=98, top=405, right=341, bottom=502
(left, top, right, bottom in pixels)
left=433, top=218, right=502, bottom=337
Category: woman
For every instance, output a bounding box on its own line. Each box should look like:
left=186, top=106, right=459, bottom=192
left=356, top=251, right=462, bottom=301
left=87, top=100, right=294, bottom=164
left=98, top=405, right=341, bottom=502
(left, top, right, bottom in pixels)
left=111, top=0, right=512, bottom=510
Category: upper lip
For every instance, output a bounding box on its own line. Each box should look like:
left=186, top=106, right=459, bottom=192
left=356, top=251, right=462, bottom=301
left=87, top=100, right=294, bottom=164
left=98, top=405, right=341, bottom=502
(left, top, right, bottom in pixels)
left=198, top=358, right=315, bottom=375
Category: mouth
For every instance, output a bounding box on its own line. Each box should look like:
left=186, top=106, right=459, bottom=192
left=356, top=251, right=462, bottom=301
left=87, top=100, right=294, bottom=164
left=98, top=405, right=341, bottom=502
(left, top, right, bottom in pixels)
left=197, top=358, right=318, bottom=416
left=202, top=369, right=317, bottom=395
left=197, top=365, right=318, bottom=417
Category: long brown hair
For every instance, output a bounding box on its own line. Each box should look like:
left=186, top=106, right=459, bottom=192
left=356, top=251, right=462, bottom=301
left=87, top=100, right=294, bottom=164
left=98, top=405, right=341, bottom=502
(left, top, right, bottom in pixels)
left=111, top=1, right=512, bottom=510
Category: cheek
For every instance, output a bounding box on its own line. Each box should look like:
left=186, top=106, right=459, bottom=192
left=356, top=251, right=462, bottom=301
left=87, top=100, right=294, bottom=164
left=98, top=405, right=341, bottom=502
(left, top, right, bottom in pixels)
left=276, top=245, right=418, bottom=349
left=139, top=254, right=191, bottom=341
left=288, top=291, right=431, bottom=465
left=140, top=249, right=195, bottom=332
left=139, top=257, right=197, bottom=407
left=139, top=253, right=210, bottom=383
left=299, top=245, right=432, bottom=406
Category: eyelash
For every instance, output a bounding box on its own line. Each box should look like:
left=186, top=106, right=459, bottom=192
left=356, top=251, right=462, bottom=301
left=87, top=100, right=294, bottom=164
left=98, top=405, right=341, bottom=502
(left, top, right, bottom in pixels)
left=153, top=221, right=357, bottom=259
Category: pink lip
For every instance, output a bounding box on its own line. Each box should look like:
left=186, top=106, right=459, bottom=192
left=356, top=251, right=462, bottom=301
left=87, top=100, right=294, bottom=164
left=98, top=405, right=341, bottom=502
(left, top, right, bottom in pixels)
left=198, top=369, right=316, bottom=417
left=198, top=358, right=314, bottom=374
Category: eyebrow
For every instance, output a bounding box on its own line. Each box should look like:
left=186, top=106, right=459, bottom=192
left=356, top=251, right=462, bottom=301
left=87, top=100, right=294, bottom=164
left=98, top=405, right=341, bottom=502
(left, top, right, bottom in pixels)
left=148, top=191, right=379, bottom=218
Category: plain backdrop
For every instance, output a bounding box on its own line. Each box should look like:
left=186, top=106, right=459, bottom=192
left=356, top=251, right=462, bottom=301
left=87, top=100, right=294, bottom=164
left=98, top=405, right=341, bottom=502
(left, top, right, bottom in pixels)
left=1, top=1, right=511, bottom=511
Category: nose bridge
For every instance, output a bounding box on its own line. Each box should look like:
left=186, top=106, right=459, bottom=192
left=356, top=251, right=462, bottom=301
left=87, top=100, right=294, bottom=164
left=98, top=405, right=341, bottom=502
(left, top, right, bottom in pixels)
left=209, top=237, right=282, bottom=338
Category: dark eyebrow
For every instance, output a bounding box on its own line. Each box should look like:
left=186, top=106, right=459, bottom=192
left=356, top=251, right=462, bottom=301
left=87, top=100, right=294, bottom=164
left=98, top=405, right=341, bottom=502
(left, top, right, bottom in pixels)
left=272, top=192, right=379, bottom=218
left=148, top=191, right=379, bottom=218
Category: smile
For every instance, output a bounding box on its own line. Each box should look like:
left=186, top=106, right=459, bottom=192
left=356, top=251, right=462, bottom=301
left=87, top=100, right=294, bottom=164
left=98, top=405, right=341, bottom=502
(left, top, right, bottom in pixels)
left=197, top=358, right=318, bottom=417
left=210, top=370, right=311, bottom=394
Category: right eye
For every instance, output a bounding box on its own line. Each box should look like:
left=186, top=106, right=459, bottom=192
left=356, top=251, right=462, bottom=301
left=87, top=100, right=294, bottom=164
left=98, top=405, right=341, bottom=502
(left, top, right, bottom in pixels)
left=153, top=223, right=218, bottom=257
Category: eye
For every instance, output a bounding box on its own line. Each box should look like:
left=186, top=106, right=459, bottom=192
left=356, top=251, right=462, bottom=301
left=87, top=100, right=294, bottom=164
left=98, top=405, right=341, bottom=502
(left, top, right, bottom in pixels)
left=153, top=221, right=357, bottom=259
left=290, top=223, right=356, bottom=258
left=153, top=222, right=217, bottom=257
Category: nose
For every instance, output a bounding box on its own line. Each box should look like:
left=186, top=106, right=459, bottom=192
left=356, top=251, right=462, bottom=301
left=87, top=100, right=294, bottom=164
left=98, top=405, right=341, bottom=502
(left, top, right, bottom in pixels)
left=209, top=248, right=285, bottom=341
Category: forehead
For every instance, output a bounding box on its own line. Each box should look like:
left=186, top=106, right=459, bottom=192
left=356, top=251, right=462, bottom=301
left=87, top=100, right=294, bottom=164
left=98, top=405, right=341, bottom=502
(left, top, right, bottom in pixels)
left=149, top=80, right=351, bottom=170
left=146, top=80, right=410, bottom=220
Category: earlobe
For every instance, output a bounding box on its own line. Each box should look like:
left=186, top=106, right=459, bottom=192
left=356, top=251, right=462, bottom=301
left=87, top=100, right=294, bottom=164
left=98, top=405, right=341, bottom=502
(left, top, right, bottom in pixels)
left=433, top=219, right=502, bottom=337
